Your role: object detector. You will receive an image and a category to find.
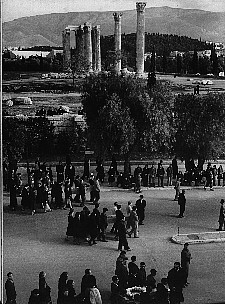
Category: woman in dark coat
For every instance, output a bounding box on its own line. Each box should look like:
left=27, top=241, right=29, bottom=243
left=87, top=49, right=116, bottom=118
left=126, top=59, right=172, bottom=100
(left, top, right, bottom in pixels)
left=66, top=209, right=75, bottom=241
left=57, top=272, right=69, bottom=304
left=39, top=271, right=52, bottom=304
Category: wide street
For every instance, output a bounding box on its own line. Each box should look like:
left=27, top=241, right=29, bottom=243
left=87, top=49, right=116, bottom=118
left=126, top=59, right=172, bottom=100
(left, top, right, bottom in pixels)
left=3, top=184, right=225, bottom=304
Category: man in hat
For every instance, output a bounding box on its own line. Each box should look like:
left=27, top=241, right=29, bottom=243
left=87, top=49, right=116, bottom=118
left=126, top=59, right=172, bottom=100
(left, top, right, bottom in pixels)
left=5, top=272, right=17, bottom=304
left=99, top=208, right=108, bottom=242
left=117, top=218, right=131, bottom=251
left=217, top=199, right=225, bottom=231
left=181, top=243, right=192, bottom=287
left=136, top=195, right=146, bottom=225
left=167, top=262, right=185, bottom=304
left=128, top=256, right=139, bottom=287
left=178, top=190, right=186, bottom=218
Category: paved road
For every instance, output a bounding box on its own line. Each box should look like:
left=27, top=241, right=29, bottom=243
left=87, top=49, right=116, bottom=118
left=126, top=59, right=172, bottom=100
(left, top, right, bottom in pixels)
left=3, top=185, right=225, bottom=303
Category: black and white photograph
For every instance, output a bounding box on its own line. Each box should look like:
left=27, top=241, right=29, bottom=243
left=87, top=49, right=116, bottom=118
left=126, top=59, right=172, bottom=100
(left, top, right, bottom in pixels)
left=2, top=0, right=225, bottom=303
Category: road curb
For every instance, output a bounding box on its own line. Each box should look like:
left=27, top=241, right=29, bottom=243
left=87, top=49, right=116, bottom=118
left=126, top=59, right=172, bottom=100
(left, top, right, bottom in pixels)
left=171, top=231, right=225, bottom=245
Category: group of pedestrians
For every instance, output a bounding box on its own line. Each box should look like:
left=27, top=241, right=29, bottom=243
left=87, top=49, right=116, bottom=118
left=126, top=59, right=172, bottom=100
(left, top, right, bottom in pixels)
left=110, top=243, right=192, bottom=304
left=5, top=242, right=192, bottom=304
left=5, top=269, right=102, bottom=304
left=5, top=158, right=102, bottom=214
left=65, top=203, right=108, bottom=245
left=65, top=193, right=147, bottom=249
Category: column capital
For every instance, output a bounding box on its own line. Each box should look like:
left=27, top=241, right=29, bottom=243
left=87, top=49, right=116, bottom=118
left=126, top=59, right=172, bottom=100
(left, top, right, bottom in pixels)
left=113, top=12, right=123, bottom=22
left=136, top=2, right=146, bottom=13
left=84, top=23, right=92, bottom=32
left=93, top=25, right=100, bottom=31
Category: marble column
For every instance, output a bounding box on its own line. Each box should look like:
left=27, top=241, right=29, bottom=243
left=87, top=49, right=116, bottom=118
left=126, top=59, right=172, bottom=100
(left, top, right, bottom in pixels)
left=136, top=2, right=146, bottom=76
left=84, top=23, right=93, bottom=72
left=94, top=25, right=101, bottom=72
left=62, top=28, right=71, bottom=70
left=76, top=25, right=84, bottom=72
left=113, top=12, right=123, bottom=73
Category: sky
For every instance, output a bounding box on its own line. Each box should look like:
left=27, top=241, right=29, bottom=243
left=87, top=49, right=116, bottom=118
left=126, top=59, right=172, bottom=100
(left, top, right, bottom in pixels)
left=2, top=0, right=225, bottom=22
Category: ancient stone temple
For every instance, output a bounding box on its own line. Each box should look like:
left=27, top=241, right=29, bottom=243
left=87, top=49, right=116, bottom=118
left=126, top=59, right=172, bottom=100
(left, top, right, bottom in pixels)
left=62, top=24, right=101, bottom=72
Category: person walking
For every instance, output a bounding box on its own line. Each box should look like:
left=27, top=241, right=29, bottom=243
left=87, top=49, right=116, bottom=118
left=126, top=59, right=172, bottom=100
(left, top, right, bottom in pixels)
left=178, top=190, right=186, bottom=218
left=174, top=178, right=181, bottom=201
left=127, top=256, right=139, bottom=287
left=128, top=206, right=139, bottom=238
left=157, top=163, right=165, bottom=187
left=136, top=195, right=146, bottom=225
left=5, top=272, right=17, bottom=304
left=172, top=156, right=178, bottom=180
left=116, top=259, right=129, bottom=290
left=217, top=199, right=225, bottom=231
left=117, top=219, right=131, bottom=251
left=181, top=243, right=192, bottom=287
left=167, top=262, right=185, bottom=304
left=217, top=165, right=223, bottom=186
left=166, top=164, right=173, bottom=186
left=114, top=205, right=124, bottom=240
left=126, top=201, right=132, bottom=229
left=81, top=269, right=97, bottom=299
left=137, top=262, right=147, bottom=287
left=65, top=208, right=75, bottom=242
left=39, top=271, right=52, bottom=304
left=57, top=272, right=69, bottom=304
left=99, top=208, right=108, bottom=242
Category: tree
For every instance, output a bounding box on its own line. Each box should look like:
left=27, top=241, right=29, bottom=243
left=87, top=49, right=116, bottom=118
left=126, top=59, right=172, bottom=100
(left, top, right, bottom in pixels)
left=176, top=54, right=182, bottom=74
left=82, top=73, right=175, bottom=173
left=24, top=117, right=55, bottom=157
left=174, top=93, right=225, bottom=168
left=162, top=47, right=168, bottom=73
left=191, top=50, right=199, bottom=74
left=3, top=117, right=26, bottom=163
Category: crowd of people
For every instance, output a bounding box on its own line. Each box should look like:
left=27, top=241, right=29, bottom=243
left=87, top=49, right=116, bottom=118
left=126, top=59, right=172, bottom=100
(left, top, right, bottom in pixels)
left=65, top=194, right=146, bottom=249
left=4, top=155, right=225, bottom=214
left=111, top=243, right=192, bottom=304
left=5, top=242, right=192, bottom=304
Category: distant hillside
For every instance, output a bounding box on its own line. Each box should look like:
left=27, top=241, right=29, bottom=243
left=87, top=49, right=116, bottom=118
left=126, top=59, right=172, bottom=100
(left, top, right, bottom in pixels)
left=3, top=6, right=225, bottom=47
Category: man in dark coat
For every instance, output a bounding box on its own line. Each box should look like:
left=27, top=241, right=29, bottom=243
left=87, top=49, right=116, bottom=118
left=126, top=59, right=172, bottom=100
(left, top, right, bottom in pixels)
left=178, top=190, right=186, bottom=218
left=99, top=208, right=108, bottom=241
left=65, top=163, right=75, bottom=187
left=172, top=156, right=178, bottom=180
left=137, top=262, right=147, bottom=287
left=116, top=259, right=129, bottom=290
left=217, top=199, right=225, bottom=231
left=5, top=272, right=17, bottom=304
left=146, top=269, right=157, bottom=290
left=128, top=256, right=139, bottom=287
left=56, top=161, right=64, bottom=184
left=167, top=262, right=185, bottom=304
left=117, top=219, right=131, bottom=251
left=181, top=243, right=192, bottom=287
left=9, top=173, right=17, bottom=211
left=81, top=269, right=97, bottom=297
left=136, top=195, right=146, bottom=225
left=88, top=205, right=100, bottom=245
left=157, top=163, right=165, bottom=187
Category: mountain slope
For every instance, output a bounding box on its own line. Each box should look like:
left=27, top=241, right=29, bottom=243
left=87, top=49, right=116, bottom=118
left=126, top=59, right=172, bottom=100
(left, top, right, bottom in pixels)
left=3, top=7, right=225, bottom=47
